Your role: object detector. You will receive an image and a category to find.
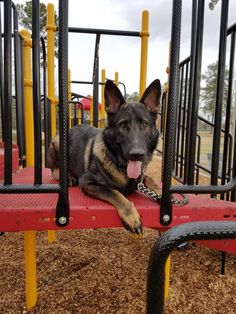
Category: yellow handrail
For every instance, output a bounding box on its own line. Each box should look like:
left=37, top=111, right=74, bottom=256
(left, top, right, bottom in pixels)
left=139, top=10, right=149, bottom=96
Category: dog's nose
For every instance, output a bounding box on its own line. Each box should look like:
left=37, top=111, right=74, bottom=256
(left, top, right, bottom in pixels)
left=128, top=148, right=145, bottom=161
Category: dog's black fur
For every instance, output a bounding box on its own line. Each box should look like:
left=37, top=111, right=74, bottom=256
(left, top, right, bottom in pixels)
left=47, top=79, right=161, bottom=235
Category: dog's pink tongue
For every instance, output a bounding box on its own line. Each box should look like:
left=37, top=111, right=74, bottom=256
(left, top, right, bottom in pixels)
left=127, top=160, right=142, bottom=179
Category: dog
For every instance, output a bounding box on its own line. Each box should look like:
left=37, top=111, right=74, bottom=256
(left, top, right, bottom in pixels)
left=47, top=79, right=161, bottom=235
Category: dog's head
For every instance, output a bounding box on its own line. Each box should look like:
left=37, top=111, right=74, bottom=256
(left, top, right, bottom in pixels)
left=103, top=79, right=161, bottom=179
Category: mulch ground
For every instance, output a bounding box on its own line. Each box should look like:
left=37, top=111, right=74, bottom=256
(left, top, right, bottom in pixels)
left=0, top=156, right=235, bottom=313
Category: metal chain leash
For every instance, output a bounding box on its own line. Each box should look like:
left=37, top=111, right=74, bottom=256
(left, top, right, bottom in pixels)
left=137, top=182, right=188, bottom=205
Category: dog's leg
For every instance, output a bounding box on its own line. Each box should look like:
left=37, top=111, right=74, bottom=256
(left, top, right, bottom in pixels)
left=79, top=174, right=142, bottom=235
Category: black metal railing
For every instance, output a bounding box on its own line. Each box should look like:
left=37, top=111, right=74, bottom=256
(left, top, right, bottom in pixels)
left=0, top=0, right=69, bottom=227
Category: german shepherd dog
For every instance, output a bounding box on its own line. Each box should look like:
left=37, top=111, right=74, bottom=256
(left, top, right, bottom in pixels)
left=47, top=79, right=161, bottom=235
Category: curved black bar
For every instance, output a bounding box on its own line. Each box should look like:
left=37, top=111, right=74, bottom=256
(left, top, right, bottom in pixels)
left=32, top=0, right=42, bottom=184
left=160, top=0, right=182, bottom=226
left=146, top=221, right=236, bottom=314
left=56, top=0, right=70, bottom=227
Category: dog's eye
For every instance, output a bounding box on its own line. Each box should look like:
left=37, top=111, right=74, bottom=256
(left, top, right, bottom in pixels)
left=141, top=120, right=149, bottom=128
left=118, top=120, right=129, bottom=130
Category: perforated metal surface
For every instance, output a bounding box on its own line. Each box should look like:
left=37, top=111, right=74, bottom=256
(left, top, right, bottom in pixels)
left=0, top=167, right=236, bottom=240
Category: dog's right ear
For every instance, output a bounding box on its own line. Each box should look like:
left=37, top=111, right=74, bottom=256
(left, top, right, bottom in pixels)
left=104, top=80, right=126, bottom=113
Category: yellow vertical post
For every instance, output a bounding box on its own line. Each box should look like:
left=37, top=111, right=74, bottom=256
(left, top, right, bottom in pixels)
left=21, top=30, right=34, bottom=166
left=78, top=107, right=82, bottom=125
left=115, top=72, right=119, bottom=86
left=21, top=29, right=37, bottom=310
left=90, top=97, right=93, bottom=126
left=164, top=256, right=171, bottom=299
left=24, top=231, right=37, bottom=310
left=68, top=69, right=72, bottom=128
left=47, top=3, right=57, bottom=138
left=101, top=69, right=106, bottom=128
left=139, top=10, right=149, bottom=96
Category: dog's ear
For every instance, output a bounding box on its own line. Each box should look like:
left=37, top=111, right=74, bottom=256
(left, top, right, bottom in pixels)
left=139, top=79, right=161, bottom=113
left=104, top=80, right=126, bottom=113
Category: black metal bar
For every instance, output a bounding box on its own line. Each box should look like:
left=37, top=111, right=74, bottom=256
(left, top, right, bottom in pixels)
left=19, top=37, right=26, bottom=167
left=92, top=34, right=100, bottom=128
left=56, top=0, right=70, bottom=227
left=180, top=61, right=189, bottom=179
left=146, top=221, right=236, bottom=314
left=0, top=3, right=4, bottom=141
left=220, top=251, right=226, bottom=275
left=221, top=31, right=235, bottom=190
left=4, top=0, right=13, bottom=184
left=179, top=55, right=190, bottom=67
left=210, top=0, right=229, bottom=191
left=72, top=80, right=93, bottom=85
left=227, top=22, right=236, bottom=35
left=32, top=0, right=42, bottom=184
left=184, top=0, right=197, bottom=184
left=68, top=27, right=140, bottom=37
left=0, top=183, right=61, bottom=193
left=175, top=65, right=184, bottom=177
left=186, top=0, right=205, bottom=184
left=195, top=134, right=201, bottom=185
left=170, top=177, right=236, bottom=194
left=41, top=37, right=51, bottom=168
left=160, top=0, right=182, bottom=226
left=12, top=3, right=24, bottom=166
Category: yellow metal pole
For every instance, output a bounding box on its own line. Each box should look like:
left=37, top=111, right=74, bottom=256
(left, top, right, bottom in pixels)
left=164, top=255, right=171, bottom=299
left=90, top=97, right=93, bottom=126
left=115, top=72, right=119, bottom=86
left=21, top=29, right=37, bottom=310
left=139, top=10, right=149, bottom=96
left=24, top=231, right=37, bottom=310
left=68, top=69, right=72, bottom=128
left=101, top=69, right=106, bottom=128
left=47, top=3, right=57, bottom=138
left=21, top=30, right=34, bottom=166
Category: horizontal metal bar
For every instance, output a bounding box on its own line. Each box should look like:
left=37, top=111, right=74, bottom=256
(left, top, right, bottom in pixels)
left=170, top=178, right=236, bottom=194
left=0, top=184, right=61, bottom=194
left=68, top=27, right=140, bottom=37
left=71, top=80, right=105, bottom=86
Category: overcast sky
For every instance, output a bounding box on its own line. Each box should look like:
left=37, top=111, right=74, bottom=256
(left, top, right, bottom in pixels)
left=14, top=0, right=236, bottom=99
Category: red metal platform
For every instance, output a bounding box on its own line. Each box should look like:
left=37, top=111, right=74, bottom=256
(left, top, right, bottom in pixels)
left=0, top=142, right=19, bottom=179
left=0, top=167, right=236, bottom=253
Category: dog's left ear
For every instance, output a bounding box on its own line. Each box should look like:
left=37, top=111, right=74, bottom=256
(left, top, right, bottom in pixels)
left=139, top=79, right=161, bottom=113
left=104, top=80, right=126, bottom=113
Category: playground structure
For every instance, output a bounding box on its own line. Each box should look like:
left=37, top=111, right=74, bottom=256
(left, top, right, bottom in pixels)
left=0, top=0, right=236, bottom=313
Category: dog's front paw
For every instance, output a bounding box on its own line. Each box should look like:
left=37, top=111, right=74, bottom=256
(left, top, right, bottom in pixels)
left=119, top=203, right=143, bottom=235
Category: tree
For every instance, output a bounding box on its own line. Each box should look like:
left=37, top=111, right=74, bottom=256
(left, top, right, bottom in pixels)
left=126, top=92, right=139, bottom=102
left=16, top=1, right=58, bottom=58
left=200, top=61, right=229, bottom=123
